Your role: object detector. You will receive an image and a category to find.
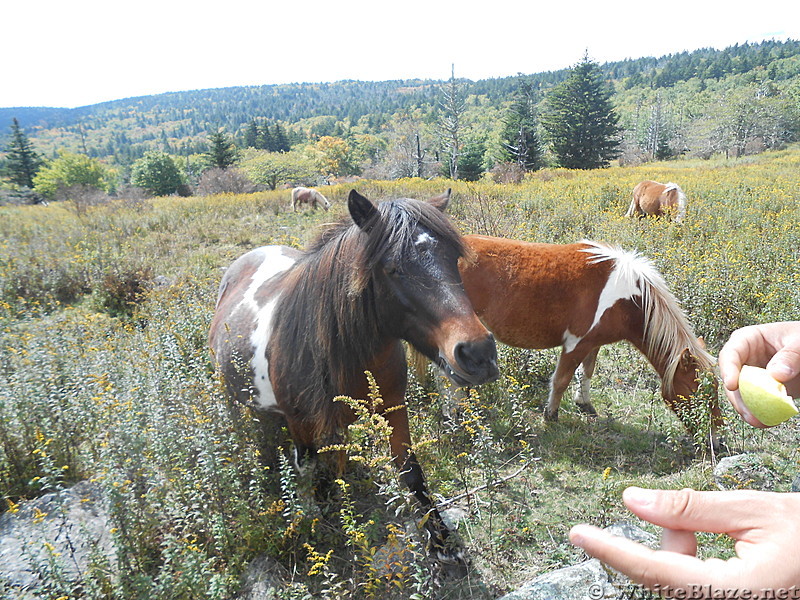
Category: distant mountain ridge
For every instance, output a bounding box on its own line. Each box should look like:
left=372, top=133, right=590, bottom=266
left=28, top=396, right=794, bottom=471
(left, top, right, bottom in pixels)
left=2, top=38, right=798, bottom=165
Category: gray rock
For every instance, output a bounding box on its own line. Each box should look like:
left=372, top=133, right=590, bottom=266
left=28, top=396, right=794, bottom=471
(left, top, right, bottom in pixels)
left=498, top=521, right=655, bottom=600
left=0, top=481, right=115, bottom=598
left=498, top=558, right=614, bottom=600
left=714, top=453, right=778, bottom=490
left=237, top=555, right=291, bottom=600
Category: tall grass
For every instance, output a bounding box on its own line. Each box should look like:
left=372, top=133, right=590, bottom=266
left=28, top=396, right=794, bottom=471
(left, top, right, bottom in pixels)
left=2, top=149, right=800, bottom=598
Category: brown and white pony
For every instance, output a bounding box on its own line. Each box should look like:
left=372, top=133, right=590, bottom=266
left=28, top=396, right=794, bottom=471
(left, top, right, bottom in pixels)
left=626, top=180, right=687, bottom=223
left=209, top=190, right=498, bottom=561
left=459, top=234, right=721, bottom=445
left=291, top=186, right=331, bottom=211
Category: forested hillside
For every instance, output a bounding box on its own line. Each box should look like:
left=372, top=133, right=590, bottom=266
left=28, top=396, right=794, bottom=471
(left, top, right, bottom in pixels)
left=1, top=38, right=799, bottom=195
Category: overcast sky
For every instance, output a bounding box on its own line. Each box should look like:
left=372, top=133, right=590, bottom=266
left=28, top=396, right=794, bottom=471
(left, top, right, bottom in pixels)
left=5, top=0, right=799, bottom=109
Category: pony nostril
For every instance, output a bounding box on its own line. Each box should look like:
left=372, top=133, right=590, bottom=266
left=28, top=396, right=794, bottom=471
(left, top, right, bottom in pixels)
left=453, top=336, right=499, bottom=382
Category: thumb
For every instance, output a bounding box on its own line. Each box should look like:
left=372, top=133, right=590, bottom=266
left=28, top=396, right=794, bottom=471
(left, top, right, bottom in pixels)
left=767, top=349, right=800, bottom=384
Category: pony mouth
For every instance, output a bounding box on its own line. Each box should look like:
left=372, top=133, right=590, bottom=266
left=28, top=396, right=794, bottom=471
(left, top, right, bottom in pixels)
left=436, top=355, right=498, bottom=387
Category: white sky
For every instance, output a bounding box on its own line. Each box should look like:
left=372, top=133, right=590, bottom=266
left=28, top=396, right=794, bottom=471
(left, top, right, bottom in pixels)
left=5, top=0, right=799, bottom=109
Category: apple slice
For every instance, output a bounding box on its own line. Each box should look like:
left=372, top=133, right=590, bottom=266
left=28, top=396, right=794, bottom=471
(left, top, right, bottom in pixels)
left=738, top=365, right=799, bottom=426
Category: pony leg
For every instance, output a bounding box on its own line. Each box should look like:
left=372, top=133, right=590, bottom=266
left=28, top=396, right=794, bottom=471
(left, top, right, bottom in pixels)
left=385, top=405, right=462, bottom=563
left=573, top=347, right=599, bottom=416
left=544, top=350, right=580, bottom=421
left=625, top=196, right=638, bottom=218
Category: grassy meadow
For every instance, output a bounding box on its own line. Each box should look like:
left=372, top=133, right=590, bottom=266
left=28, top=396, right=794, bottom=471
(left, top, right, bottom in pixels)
left=2, top=147, right=800, bottom=599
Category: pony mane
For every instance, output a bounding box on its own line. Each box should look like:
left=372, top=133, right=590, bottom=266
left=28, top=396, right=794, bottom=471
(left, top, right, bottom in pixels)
left=579, top=240, right=714, bottom=395
left=270, top=197, right=467, bottom=439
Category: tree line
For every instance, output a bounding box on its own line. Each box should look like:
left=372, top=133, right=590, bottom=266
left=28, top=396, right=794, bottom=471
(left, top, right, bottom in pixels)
left=2, top=55, right=627, bottom=202
left=2, top=39, right=799, bottom=203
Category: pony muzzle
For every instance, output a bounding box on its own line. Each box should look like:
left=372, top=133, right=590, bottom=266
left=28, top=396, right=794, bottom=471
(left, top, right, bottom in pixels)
left=437, top=334, right=499, bottom=387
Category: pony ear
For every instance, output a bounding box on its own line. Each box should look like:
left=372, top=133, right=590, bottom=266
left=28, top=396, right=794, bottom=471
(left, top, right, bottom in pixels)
left=428, top=188, right=451, bottom=212
left=680, top=348, right=694, bottom=369
left=348, top=189, right=377, bottom=230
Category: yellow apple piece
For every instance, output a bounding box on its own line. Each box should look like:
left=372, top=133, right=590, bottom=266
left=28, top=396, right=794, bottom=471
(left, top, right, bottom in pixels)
left=738, top=365, right=799, bottom=426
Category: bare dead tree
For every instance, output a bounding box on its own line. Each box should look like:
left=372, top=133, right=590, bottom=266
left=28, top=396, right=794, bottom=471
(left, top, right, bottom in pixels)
left=437, top=64, right=467, bottom=180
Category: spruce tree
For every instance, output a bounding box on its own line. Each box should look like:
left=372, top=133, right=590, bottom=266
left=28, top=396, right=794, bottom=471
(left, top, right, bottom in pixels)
left=542, top=54, right=621, bottom=169
left=271, top=124, right=290, bottom=153
left=457, top=138, right=486, bottom=181
left=244, top=120, right=259, bottom=148
left=204, top=129, right=239, bottom=169
left=4, top=118, right=44, bottom=188
left=500, top=79, right=543, bottom=171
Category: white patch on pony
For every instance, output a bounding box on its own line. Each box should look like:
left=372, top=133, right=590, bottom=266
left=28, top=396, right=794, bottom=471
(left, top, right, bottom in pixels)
left=563, top=330, right=582, bottom=353
left=663, top=182, right=679, bottom=192
left=241, top=246, right=295, bottom=313
left=241, top=246, right=296, bottom=411
left=250, top=297, right=281, bottom=410
left=579, top=241, right=658, bottom=333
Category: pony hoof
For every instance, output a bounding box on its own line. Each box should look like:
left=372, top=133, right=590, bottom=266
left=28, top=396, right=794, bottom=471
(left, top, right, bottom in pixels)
left=432, top=545, right=467, bottom=567
left=543, top=411, right=559, bottom=422
left=577, top=404, right=597, bottom=416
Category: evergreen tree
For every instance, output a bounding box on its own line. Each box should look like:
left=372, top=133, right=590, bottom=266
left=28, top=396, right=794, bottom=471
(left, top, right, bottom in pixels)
left=542, top=54, right=622, bottom=169
left=456, top=138, right=486, bottom=181
left=500, top=79, right=543, bottom=171
left=204, top=129, right=239, bottom=169
left=272, top=124, right=291, bottom=153
left=4, top=118, right=44, bottom=188
left=244, top=120, right=259, bottom=148
left=258, top=122, right=274, bottom=151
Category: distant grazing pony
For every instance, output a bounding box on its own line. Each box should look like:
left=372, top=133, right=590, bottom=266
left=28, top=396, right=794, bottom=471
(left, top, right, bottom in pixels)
left=209, top=190, right=498, bottom=562
left=626, top=180, right=687, bottom=223
left=291, top=186, right=331, bottom=211
left=458, top=234, right=721, bottom=447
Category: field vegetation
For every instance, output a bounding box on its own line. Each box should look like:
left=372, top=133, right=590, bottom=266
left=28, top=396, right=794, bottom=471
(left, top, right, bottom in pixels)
left=2, top=147, right=800, bottom=598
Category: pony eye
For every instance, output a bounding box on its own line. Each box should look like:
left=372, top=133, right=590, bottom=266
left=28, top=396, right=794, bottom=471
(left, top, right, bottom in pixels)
left=384, top=262, right=400, bottom=276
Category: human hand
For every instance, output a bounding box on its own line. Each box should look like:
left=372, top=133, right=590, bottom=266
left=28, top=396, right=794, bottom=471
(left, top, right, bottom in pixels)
left=569, top=487, right=800, bottom=598
left=718, top=322, right=800, bottom=427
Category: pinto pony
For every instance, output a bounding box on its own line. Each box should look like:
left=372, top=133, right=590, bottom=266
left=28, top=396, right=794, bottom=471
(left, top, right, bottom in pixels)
left=209, top=190, right=498, bottom=561
left=626, top=180, right=688, bottom=223
left=459, top=234, right=721, bottom=444
left=291, top=186, right=331, bottom=211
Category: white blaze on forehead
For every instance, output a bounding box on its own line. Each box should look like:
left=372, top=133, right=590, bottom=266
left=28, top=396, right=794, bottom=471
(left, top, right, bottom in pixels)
left=415, top=231, right=436, bottom=247
left=240, top=246, right=297, bottom=412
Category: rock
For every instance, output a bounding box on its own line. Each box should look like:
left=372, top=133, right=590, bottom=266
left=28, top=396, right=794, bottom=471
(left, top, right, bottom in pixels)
left=713, top=453, right=778, bottom=490
left=237, top=555, right=291, bottom=600
left=497, top=521, right=655, bottom=600
left=498, top=558, right=614, bottom=600
left=604, top=521, right=658, bottom=548
left=0, top=481, right=115, bottom=598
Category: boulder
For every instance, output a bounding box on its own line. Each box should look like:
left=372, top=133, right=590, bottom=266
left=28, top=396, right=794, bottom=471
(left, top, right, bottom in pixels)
left=713, top=453, right=779, bottom=490
left=497, top=521, right=657, bottom=600
left=0, top=481, right=115, bottom=599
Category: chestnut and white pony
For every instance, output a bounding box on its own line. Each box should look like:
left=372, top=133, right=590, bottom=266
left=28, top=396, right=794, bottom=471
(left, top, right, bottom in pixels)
left=291, top=186, right=331, bottom=211
left=626, top=180, right=687, bottom=223
left=459, top=234, right=721, bottom=445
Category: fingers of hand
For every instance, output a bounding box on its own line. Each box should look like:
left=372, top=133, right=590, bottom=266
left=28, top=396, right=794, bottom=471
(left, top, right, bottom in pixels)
left=660, top=528, right=697, bottom=556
